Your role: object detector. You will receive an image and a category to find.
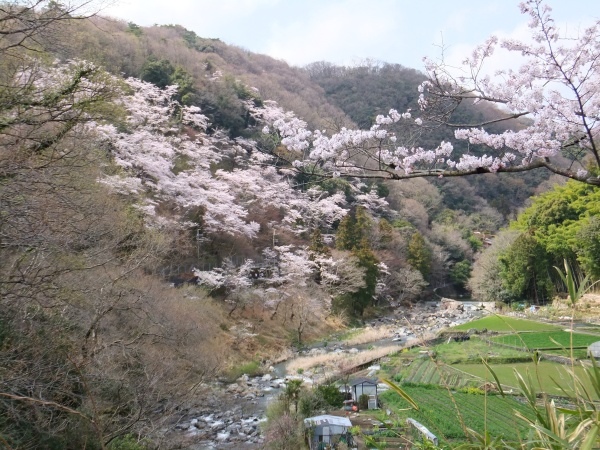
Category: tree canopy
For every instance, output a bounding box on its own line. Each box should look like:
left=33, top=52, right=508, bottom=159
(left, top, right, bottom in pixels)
left=513, top=180, right=600, bottom=279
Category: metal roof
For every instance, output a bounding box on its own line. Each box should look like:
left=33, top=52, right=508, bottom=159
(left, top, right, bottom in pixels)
left=350, top=377, right=378, bottom=386
left=303, top=415, right=352, bottom=427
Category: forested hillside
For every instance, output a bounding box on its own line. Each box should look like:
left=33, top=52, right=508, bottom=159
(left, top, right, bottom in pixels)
left=1, top=1, right=598, bottom=448
left=58, top=17, right=353, bottom=132
left=50, top=12, right=516, bottom=294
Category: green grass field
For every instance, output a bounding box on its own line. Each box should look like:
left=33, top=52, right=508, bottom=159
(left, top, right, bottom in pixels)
left=491, top=331, right=600, bottom=350
left=453, top=361, right=597, bottom=397
left=432, top=336, right=531, bottom=363
left=453, top=315, right=560, bottom=332
left=380, top=384, right=534, bottom=443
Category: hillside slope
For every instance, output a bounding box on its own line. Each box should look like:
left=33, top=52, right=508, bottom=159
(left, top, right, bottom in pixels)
left=0, top=8, right=559, bottom=448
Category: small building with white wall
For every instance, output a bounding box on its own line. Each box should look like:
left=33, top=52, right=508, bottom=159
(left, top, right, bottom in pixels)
left=304, top=415, right=353, bottom=449
left=350, top=377, right=379, bottom=409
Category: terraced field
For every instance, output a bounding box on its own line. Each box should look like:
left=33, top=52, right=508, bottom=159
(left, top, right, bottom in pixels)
left=490, top=330, right=600, bottom=350
left=376, top=315, right=600, bottom=445
left=401, top=358, right=479, bottom=387
left=453, top=361, right=598, bottom=397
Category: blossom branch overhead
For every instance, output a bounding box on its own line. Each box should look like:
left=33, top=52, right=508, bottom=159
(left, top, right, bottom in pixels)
left=253, top=0, right=600, bottom=185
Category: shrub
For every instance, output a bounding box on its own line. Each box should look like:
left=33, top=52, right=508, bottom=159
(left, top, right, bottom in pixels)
left=459, top=386, right=486, bottom=395
left=358, top=394, right=369, bottom=410
left=317, top=384, right=344, bottom=408
left=298, top=389, right=328, bottom=418
left=263, top=412, right=303, bottom=450
left=495, top=301, right=508, bottom=311
left=108, top=435, right=148, bottom=450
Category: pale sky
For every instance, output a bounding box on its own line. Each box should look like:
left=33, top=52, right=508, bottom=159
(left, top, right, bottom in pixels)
left=102, top=0, right=599, bottom=72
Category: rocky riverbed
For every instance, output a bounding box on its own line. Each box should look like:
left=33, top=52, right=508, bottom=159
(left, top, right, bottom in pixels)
left=173, top=299, right=491, bottom=448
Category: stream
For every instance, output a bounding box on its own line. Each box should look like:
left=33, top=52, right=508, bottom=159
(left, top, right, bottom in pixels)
left=174, top=298, right=491, bottom=448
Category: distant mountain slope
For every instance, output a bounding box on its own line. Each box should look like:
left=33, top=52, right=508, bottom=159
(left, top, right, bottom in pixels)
left=57, top=18, right=353, bottom=132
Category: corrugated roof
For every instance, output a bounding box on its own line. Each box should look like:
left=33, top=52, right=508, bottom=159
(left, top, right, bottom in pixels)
left=350, top=377, right=378, bottom=386
left=303, top=415, right=352, bottom=427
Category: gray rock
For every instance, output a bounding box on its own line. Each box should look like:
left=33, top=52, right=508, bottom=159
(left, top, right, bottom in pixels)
left=210, top=421, right=226, bottom=431
left=216, top=432, right=230, bottom=442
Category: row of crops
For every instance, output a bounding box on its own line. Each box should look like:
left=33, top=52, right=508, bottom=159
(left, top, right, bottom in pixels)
left=490, top=330, right=600, bottom=350
left=380, top=384, right=534, bottom=442
left=402, top=358, right=479, bottom=388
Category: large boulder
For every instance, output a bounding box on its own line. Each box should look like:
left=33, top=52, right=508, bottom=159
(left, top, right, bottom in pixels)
left=440, top=298, right=464, bottom=312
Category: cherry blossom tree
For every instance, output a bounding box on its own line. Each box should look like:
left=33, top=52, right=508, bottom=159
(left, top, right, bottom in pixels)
left=96, top=78, right=264, bottom=237
left=254, top=0, right=600, bottom=186
left=97, top=78, right=353, bottom=240
left=312, top=251, right=366, bottom=296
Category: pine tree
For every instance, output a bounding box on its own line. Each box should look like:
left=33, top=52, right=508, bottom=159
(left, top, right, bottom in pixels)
left=309, top=228, right=330, bottom=256
left=407, top=231, right=432, bottom=280
left=335, top=206, right=372, bottom=251
left=335, top=214, right=356, bottom=251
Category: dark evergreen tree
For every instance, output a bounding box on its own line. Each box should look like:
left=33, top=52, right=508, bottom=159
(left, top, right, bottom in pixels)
left=499, top=233, right=553, bottom=304
left=407, top=231, right=432, bottom=280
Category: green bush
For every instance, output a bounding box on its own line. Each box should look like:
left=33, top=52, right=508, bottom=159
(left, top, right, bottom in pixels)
left=108, top=435, right=148, bottom=450
left=227, top=360, right=262, bottom=380
left=316, top=384, right=344, bottom=408
left=458, top=386, right=486, bottom=395
left=358, top=394, right=369, bottom=410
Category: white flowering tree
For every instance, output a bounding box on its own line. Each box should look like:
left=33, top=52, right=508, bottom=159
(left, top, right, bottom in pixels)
left=255, top=0, right=600, bottom=186
left=96, top=78, right=352, bottom=240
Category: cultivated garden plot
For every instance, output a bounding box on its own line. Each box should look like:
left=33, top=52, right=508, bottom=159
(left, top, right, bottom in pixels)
left=379, top=384, right=534, bottom=443
left=453, top=361, right=599, bottom=397
left=400, top=358, right=480, bottom=387
left=453, top=315, right=561, bottom=332
left=490, top=331, right=600, bottom=353
left=370, top=314, right=600, bottom=446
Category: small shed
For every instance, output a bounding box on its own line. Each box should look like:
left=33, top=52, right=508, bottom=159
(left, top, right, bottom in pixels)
left=304, top=415, right=353, bottom=450
left=587, top=341, right=600, bottom=358
left=350, top=377, right=379, bottom=409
